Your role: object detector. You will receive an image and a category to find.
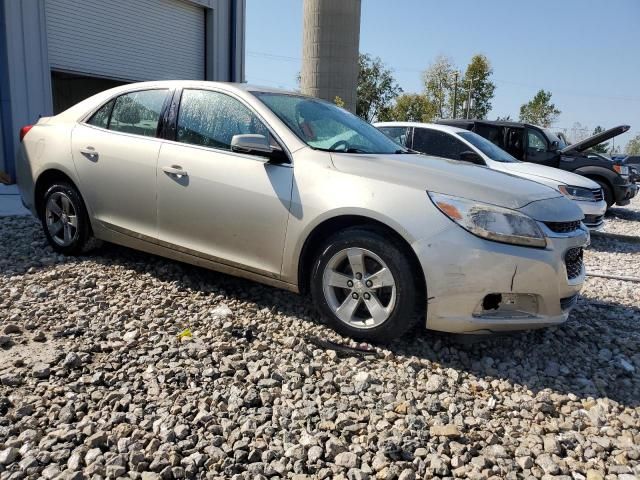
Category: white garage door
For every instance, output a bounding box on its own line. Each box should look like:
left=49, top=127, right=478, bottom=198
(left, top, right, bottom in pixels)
left=45, top=0, right=205, bottom=82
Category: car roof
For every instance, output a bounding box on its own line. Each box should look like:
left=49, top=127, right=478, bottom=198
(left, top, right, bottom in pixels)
left=374, top=121, right=469, bottom=134
left=96, top=80, right=303, bottom=96
left=436, top=119, right=536, bottom=129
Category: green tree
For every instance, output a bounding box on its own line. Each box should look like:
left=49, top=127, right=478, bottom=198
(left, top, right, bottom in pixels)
left=626, top=133, right=640, bottom=155
left=495, top=115, right=513, bottom=121
left=590, top=126, right=609, bottom=153
left=357, top=54, right=402, bottom=122
left=422, top=55, right=456, bottom=119
left=519, top=90, right=561, bottom=127
left=378, top=93, right=437, bottom=122
left=458, top=54, right=495, bottom=119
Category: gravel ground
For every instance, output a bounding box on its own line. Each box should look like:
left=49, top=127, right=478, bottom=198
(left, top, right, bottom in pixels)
left=602, top=196, right=640, bottom=238
left=1, top=213, right=639, bottom=480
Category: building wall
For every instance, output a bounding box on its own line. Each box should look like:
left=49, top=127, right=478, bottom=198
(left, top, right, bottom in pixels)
left=0, top=0, right=245, bottom=182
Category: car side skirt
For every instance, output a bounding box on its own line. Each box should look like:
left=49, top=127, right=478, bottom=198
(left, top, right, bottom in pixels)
left=95, top=221, right=300, bottom=294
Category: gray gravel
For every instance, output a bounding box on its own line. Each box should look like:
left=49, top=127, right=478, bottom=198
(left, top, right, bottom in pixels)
left=1, top=215, right=639, bottom=480
left=602, top=196, right=640, bottom=238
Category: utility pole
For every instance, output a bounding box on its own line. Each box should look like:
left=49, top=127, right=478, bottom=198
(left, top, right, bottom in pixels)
left=466, top=78, right=474, bottom=119
left=452, top=72, right=458, bottom=119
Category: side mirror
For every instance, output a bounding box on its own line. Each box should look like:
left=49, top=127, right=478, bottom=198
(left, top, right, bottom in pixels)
left=459, top=150, right=484, bottom=165
left=551, top=140, right=559, bottom=150
left=230, top=134, right=289, bottom=163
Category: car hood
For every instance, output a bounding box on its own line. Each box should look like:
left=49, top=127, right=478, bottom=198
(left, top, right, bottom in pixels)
left=561, top=125, right=630, bottom=153
left=497, top=162, right=600, bottom=189
left=330, top=152, right=581, bottom=220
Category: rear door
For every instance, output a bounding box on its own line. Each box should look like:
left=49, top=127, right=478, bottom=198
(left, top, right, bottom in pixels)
left=71, top=88, right=170, bottom=239
left=156, top=88, right=293, bottom=277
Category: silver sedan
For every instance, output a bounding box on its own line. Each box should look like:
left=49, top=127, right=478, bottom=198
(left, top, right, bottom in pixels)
left=17, top=81, right=589, bottom=342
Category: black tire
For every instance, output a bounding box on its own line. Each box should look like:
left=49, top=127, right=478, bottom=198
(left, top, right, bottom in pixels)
left=40, top=182, right=99, bottom=255
left=593, top=179, right=614, bottom=209
left=310, top=227, right=423, bottom=343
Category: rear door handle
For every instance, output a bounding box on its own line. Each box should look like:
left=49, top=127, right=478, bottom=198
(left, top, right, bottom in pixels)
left=80, top=147, right=99, bottom=161
left=162, top=165, right=188, bottom=178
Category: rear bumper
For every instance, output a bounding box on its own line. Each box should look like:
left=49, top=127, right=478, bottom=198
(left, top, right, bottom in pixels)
left=414, top=223, right=589, bottom=334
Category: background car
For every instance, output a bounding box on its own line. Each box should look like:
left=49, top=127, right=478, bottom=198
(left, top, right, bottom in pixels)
left=17, top=81, right=588, bottom=342
left=375, top=122, right=607, bottom=230
left=437, top=120, right=635, bottom=208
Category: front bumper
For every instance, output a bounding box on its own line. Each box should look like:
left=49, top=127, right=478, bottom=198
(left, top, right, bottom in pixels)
left=414, top=223, right=589, bottom=334
left=575, top=199, right=606, bottom=230
left=613, top=181, right=636, bottom=206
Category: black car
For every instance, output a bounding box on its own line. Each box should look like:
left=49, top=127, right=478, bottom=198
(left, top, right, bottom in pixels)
left=436, top=120, right=635, bottom=208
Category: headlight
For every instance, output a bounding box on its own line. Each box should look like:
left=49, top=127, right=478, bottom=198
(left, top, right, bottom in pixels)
left=558, top=185, right=596, bottom=201
left=428, top=192, right=547, bottom=248
left=613, top=164, right=629, bottom=176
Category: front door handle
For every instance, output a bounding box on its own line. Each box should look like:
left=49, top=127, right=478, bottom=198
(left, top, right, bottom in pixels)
left=162, top=165, right=188, bottom=178
left=80, top=147, right=99, bottom=161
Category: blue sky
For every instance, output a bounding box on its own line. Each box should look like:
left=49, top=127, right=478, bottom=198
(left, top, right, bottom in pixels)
left=246, top=0, right=640, bottom=149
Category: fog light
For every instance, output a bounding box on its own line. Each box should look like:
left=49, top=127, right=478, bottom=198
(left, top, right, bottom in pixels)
left=476, top=293, right=539, bottom=318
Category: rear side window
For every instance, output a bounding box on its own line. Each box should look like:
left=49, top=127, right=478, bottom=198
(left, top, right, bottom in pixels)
left=176, top=89, right=270, bottom=150
left=412, top=128, right=468, bottom=160
left=87, top=99, right=114, bottom=129
left=108, top=89, right=169, bottom=137
left=377, top=126, right=409, bottom=147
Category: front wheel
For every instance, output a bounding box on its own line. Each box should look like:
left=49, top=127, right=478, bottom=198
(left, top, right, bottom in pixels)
left=310, top=227, right=423, bottom=343
left=593, top=179, right=614, bottom=209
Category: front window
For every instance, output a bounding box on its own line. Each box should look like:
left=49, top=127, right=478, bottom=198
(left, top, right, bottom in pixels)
left=412, top=128, right=469, bottom=160
left=254, top=93, right=407, bottom=154
left=527, top=128, right=548, bottom=151
left=457, top=131, right=519, bottom=163
left=176, top=89, right=272, bottom=151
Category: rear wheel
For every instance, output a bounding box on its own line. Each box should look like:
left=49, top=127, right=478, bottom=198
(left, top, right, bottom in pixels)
left=41, top=183, right=99, bottom=255
left=310, top=227, right=423, bottom=343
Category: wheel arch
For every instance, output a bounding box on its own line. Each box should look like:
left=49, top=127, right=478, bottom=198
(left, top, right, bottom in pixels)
left=34, top=168, right=86, bottom=219
left=297, top=214, right=426, bottom=299
left=573, top=166, right=617, bottom=191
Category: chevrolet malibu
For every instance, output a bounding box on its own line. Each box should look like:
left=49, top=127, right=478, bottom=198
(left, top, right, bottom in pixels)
left=17, top=81, right=589, bottom=342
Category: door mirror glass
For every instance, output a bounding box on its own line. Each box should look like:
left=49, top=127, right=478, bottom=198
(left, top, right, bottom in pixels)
left=459, top=150, right=484, bottom=165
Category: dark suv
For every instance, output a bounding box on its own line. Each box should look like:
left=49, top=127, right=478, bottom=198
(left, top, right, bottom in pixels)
left=437, top=120, right=635, bottom=207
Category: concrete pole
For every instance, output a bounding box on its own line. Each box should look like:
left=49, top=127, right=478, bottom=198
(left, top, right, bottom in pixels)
left=301, top=0, right=361, bottom=113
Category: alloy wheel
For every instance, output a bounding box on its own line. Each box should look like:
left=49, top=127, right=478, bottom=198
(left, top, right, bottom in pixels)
left=45, top=192, right=79, bottom=247
left=322, top=247, right=397, bottom=329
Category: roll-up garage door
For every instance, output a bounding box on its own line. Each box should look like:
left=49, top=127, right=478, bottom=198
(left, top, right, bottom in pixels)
left=45, top=0, right=205, bottom=82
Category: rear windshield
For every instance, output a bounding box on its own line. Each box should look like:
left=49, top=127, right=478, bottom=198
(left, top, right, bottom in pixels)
left=457, top=131, right=519, bottom=163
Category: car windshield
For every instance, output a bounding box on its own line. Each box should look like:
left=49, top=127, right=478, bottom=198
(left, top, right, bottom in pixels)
left=254, top=92, right=409, bottom=154
left=457, top=131, right=519, bottom=163
left=542, top=128, right=567, bottom=149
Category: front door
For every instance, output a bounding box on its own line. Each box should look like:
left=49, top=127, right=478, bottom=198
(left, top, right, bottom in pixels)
left=525, top=127, right=558, bottom=167
left=156, top=89, right=293, bottom=278
left=71, top=88, right=170, bottom=239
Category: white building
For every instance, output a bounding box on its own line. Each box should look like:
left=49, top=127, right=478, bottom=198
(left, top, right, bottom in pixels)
left=0, top=0, right=245, bottom=181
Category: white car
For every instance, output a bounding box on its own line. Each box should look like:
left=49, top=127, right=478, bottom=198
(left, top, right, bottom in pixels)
left=375, top=122, right=607, bottom=230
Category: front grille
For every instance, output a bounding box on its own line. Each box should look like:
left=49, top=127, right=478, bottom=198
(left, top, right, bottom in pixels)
left=584, top=214, right=604, bottom=226
left=564, top=247, right=584, bottom=280
left=544, top=220, right=582, bottom=234
left=591, top=188, right=604, bottom=202
left=560, top=293, right=579, bottom=310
